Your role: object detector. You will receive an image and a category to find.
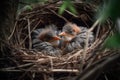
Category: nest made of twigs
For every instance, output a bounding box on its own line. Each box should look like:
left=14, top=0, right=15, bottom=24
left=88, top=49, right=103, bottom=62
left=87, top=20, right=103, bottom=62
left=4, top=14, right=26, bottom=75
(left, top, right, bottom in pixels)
left=8, top=2, right=112, bottom=73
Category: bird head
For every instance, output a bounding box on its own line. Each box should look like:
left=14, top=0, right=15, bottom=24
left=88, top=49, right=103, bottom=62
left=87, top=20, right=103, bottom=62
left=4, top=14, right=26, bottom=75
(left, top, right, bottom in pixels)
left=59, top=23, right=80, bottom=41
left=38, top=27, right=61, bottom=47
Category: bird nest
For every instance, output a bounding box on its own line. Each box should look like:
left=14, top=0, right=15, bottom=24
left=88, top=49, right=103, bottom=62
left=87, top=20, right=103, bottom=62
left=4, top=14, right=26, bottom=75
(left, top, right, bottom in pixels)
left=6, top=2, right=113, bottom=79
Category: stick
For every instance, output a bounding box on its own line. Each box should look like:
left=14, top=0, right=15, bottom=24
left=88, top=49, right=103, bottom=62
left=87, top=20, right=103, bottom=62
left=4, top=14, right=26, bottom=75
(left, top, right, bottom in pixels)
left=8, top=21, right=18, bottom=40
left=83, top=19, right=100, bottom=60
left=27, top=18, right=32, bottom=49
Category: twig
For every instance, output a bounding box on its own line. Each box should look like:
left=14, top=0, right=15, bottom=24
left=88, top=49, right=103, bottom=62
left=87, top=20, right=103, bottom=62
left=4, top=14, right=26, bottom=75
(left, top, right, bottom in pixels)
left=18, top=65, right=36, bottom=80
left=51, top=69, right=79, bottom=73
left=47, top=8, right=69, bottom=22
left=68, top=49, right=83, bottom=60
left=84, top=26, right=112, bottom=68
left=55, top=61, right=78, bottom=66
left=49, top=57, right=54, bottom=80
left=8, top=21, right=18, bottom=40
left=20, top=19, right=42, bottom=45
left=76, top=52, right=120, bottom=80
left=0, top=68, right=79, bottom=73
left=83, top=19, right=100, bottom=60
left=64, top=9, right=79, bottom=17
left=95, top=23, right=101, bottom=40
left=78, top=19, right=100, bottom=72
left=50, top=57, right=54, bottom=70
left=1, top=63, right=34, bottom=70
left=104, top=74, right=108, bottom=80
left=27, top=18, right=32, bottom=49
left=81, top=16, right=89, bottom=28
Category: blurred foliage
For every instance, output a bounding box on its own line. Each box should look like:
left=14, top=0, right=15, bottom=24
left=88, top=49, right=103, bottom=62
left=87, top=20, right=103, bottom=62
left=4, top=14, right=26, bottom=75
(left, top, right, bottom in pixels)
left=97, top=0, right=120, bottom=49
left=104, top=33, right=120, bottom=49
left=58, top=0, right=77, bottom=15
left=98, top=0, right=120, bottom=22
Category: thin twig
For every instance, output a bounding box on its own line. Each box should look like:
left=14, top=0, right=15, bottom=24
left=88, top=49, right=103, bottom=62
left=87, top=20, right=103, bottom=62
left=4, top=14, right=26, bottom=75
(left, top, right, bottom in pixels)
left=64, top=9, right=79, bottom=17
left=83, top=19, right=100, bottom=60
left=49, top=57, right=54, bottom=70
left=49, top=57, right=54, bottom=80
left=81, top=17, right=89, bottom=28
left=78, top=19, right=100, bottom=72
left=0, top=68, right=79, bottom=73
left=104, top=74, right=108, bottom=80
left=68, top=50, right=83, bottom=60
left=51, top=69, right=79, bottom=73
left=18, top=65, right=36, bottom=80
left=8, top=21, right=18, bottom=40
left=27, top=18, right=32, bottom=49
left=1, top=63, right=34, bottom=70
left=54, top=61, right=78, bottom=66
left=20, top=19, right=42, bottom=45
left=95, top=23, right=101, bottom=40
left=47, top=8, right=69, bottom=22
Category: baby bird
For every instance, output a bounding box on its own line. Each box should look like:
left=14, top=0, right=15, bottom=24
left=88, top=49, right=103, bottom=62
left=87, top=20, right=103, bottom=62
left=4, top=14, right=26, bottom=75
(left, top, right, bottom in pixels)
left=31, top=25, right=62, bottom=56
left=59, top=22, right=80, bottom=42
left=38, top=27, right=61, bottom=47
left=59, top=22, right=94, bottom=53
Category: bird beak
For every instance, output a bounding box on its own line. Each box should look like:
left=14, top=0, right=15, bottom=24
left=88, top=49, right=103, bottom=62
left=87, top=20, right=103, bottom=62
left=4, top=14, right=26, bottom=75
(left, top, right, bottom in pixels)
left=59, top=32, right=66, bottom=36
left=52, top=36, right=61, bottom=40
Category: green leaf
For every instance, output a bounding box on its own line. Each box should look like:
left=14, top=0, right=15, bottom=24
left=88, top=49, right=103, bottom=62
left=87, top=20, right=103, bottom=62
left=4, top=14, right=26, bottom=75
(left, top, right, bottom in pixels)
left=58, top=0, right=77, bottom=15
left=68, top=3, right=77, bottom=15
left=98, top=0, right=120, bottom=22
left=58, top=1, right=68, bottom=14
left=104, top=33, right=120, bottom=49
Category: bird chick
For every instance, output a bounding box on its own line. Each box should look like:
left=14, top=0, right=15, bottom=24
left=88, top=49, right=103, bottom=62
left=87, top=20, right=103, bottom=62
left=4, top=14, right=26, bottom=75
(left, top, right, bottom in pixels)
left=38, top=27, right=61, bottom=47
left=59, top=22, right=94, bottom=53
left=31, top=25, right=62, bottom=56
left=58, top=23, right=81, bottom=53
left=59, top=22, right=81, bottom=42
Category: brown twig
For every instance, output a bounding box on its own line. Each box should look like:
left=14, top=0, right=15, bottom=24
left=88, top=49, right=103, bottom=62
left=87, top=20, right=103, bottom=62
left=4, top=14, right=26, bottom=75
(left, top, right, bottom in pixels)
left=51, top=69, right=79, bottom=73
left=68, top=50, right=83, bottom=60
left=20, top=19, right=42, bottom=45
left=47, top=8, right=69, bottom=22
left=27, top=18, right=32, bottom=49
left=1, top=63, right=34, bottom=70
left=64, top=9, right=79, bottom=17
left=8, top=21, right=18, bottom=40
left=83, top=19, right=100, bottom=60
left=1, top=68, right=79, bottom=73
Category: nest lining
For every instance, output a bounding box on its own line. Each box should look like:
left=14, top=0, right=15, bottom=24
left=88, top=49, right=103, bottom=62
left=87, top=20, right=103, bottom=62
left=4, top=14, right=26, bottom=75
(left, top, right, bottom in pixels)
left=7, top=2, right=112, bottom=73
